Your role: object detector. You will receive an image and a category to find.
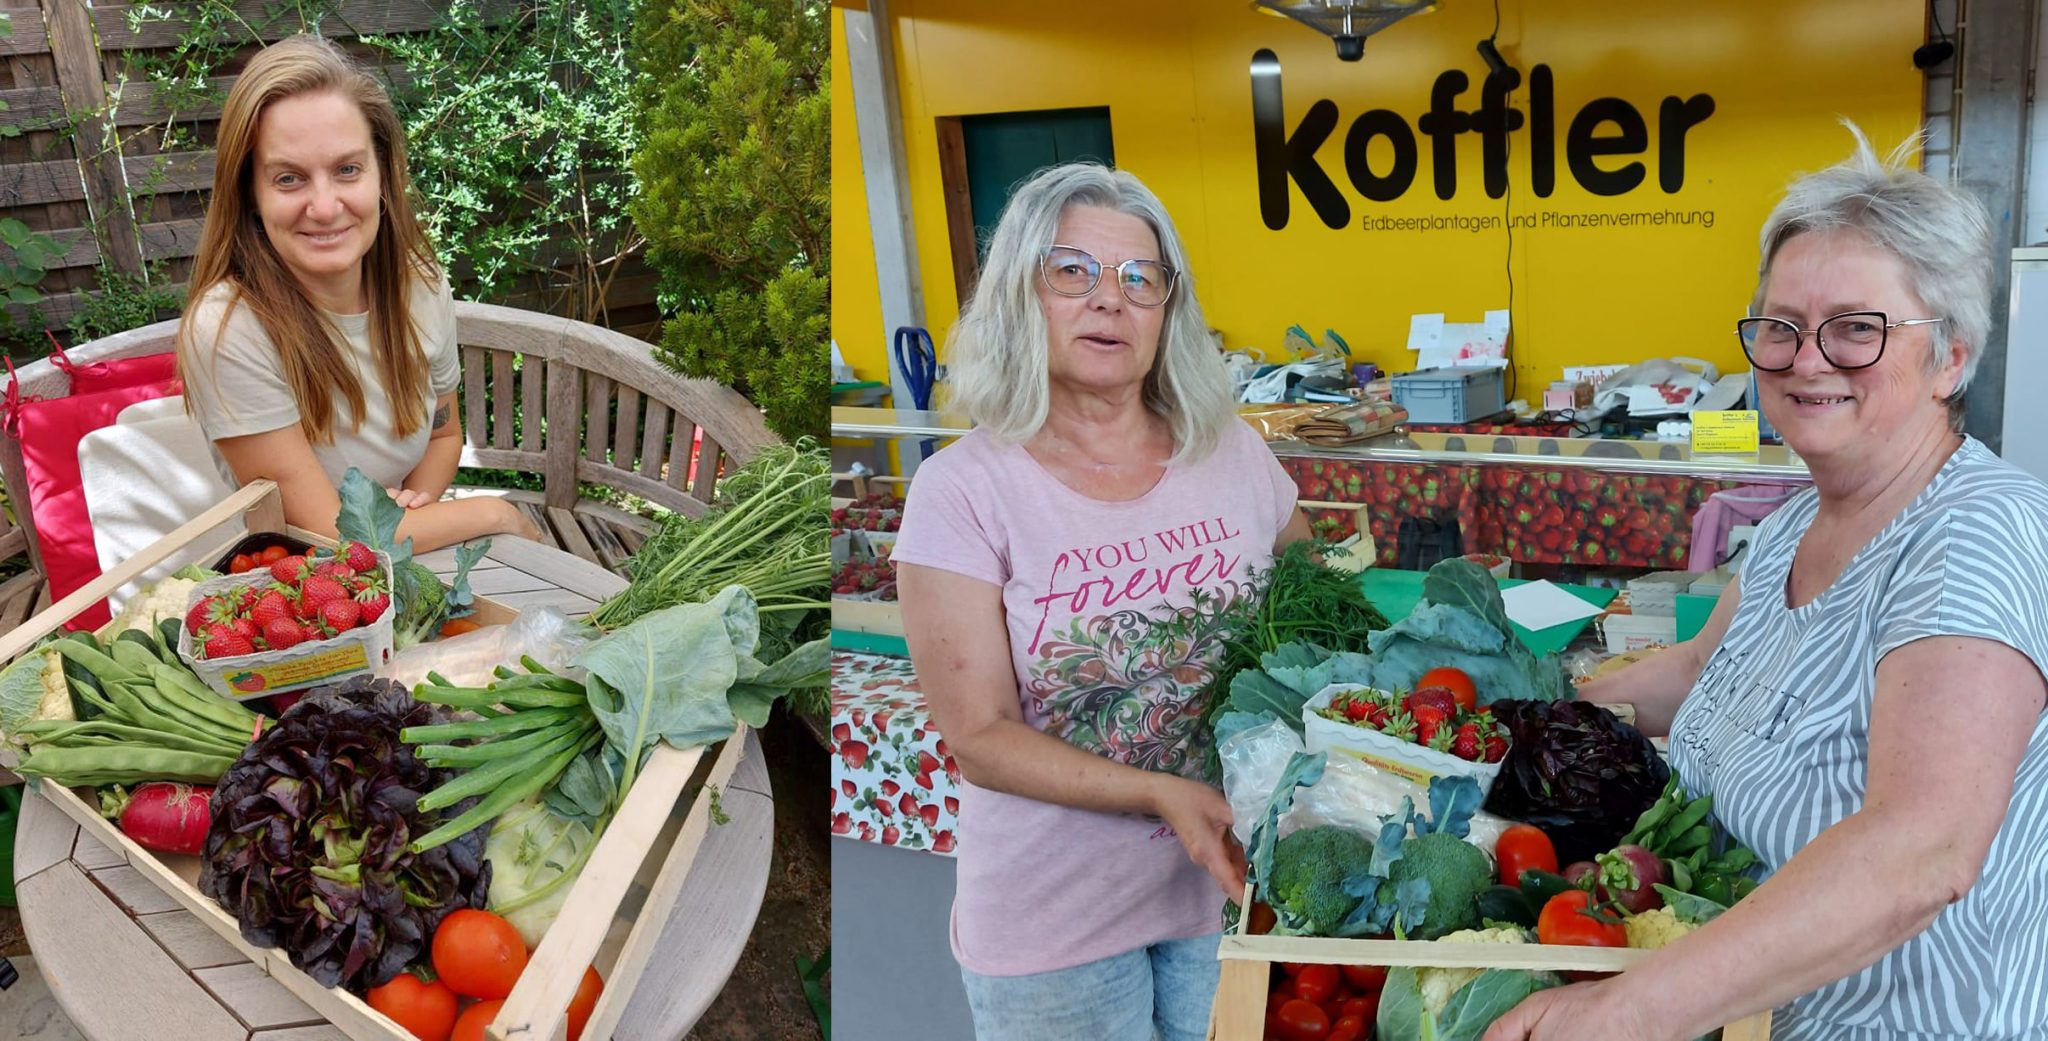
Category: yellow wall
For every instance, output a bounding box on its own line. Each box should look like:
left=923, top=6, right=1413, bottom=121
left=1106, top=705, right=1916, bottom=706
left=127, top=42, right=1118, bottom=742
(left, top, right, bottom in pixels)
left=830, top=9, right=886, bottom=385
left=833, top=1, right=1924, bottom=395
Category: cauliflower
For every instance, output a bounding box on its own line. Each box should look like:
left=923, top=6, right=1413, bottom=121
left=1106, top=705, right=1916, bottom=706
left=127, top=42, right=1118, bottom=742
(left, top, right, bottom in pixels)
left=1625, top=907, right=1695, bottom=950
left=1418, top=927, right=1529, bottom=1015
left=97, top=575, right=202, bottom=640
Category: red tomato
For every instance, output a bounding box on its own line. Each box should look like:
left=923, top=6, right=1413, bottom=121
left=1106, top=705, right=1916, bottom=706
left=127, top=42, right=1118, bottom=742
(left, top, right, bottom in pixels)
left=1536, top=890, right=1629, bottom=948
left=1417, top=667, right=1478, bottom=711
left=565, top=966, right=603, bottom=1041
left=1293, top=964, right=1339, bottom=1005
left=1340, top=964, right=1388, bottom=993
left=365, top=973, right=457, bottom=1041
left=1269, top=990, right=1293, bottom=1016
left=1280, top=961, right=1308, bottom=977
left=260, top=545, right=289, bottom=564
left=1496, top=823, right=1561, bottom=885
left=1329, top=1015, right=1368, bottom=1041
left=229, top=554, right=254, bottom=574
left=1273, top=999, right=1331, bottom=1041
left=432, top=909, right=529, bottom=999
left=1339, top=998, right=1372, bottom=1019
left=1248, top=901, right=1278, bottom=935
left=449, top=1000, right=502, bottom=1041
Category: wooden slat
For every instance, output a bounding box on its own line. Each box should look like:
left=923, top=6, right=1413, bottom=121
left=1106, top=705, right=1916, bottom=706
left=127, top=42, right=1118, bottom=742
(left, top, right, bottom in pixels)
left=93, top=1, right=505, bottom=49
left=124, top=149, right=217, bottom=197
left=583, top=371, right=612, bottom=465
left=546, top=505, right=600, bottom=565
left=91, top=863, right=187, bottom=915
left=251, top=1028, right=352, bottom=1041
left=0, top=154, right=85, bottom=207
left=462, top=566, right=554, bottom=597
left=515, top=499, right=561, bottom=551
left=491, top=347, right=516, bottom=449
left=0, top=569, right=45, bottom=631
left=138, top=909, right=250, bottom=970
left=544, top=358, right=581, bottom=511
left=16, top=862, right=248, bottom=1041
left=691, top=435, right=723, bottom=503
left=12, top=789, right=79, bottom=882
left=193, top=963, right=325, bottom=1030
left=483, top=588, right=597, bottom=617
left=612, top=384, right=642, bottom=469
left=46, top=0, right=145, bottom=279
left=480, top=535, right=627, bottom=599
left=637, top=401, right=671, bottom=480
left=615, top=519, right=648, bottom=555
left=519, top=354, right=545, bottom=453
left=72, top=827, right=124, bottom=870
left=0, top=13, right=50, bottom=56
left=577, top=512, right=632, bottom=573
left=575, top=461, right=705, bottom=520
left=0, top=219, right=204, bottom=270
left=0, top=84, right=64, bottom=124
left=462, top=345, right=487, bottom=447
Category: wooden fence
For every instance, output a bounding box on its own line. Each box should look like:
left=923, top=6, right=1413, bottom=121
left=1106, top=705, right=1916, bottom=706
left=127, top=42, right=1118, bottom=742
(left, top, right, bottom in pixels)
left=0, top=0, right=659, bottom=350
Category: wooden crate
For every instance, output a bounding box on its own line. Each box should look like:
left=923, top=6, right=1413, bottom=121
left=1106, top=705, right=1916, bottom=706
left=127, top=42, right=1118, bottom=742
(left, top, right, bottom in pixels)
left=1207, top=882, right=1772, bottom=1040
left=0, top=480, right=747, bottom=1041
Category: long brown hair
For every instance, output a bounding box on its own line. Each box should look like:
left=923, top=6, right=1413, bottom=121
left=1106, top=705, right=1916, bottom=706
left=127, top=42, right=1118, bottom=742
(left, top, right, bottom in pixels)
left=177, top=34, right=440, bottom=444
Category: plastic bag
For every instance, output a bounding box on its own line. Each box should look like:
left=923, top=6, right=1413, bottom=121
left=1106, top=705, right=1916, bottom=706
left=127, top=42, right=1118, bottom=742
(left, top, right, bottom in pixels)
left=1281, top=754, right=1513, bottom=857
left=381, top=606, right=600, bottom=689
left=1219, top=718, right=1305, bottom=847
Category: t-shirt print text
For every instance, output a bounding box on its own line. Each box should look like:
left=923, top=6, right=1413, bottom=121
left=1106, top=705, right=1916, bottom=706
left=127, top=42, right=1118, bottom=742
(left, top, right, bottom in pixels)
left=1026, top=516, right=1245, bottom=654
left=1683, top=650, right=1808, bottom=769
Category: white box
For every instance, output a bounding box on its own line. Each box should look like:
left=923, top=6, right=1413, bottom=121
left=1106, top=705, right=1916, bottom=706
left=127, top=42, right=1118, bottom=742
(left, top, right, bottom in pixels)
left=1302, top=684, right=1504, bottom=796
left=1600, top=612, right=1679, bottom=654
left=1625, top=570, right=1704, bottom=617
left=177, top=553, right=396, bottom=700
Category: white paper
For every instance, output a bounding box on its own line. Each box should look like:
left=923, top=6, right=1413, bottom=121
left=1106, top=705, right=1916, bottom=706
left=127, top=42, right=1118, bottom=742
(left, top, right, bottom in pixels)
left=1416, top=347, right=1458, bottom=371
left=1406, top=313, right=1445, bottom=353
left=1500, top=580, right=1606, bottom=631
left=1483, top=309, right=1512, bottom=340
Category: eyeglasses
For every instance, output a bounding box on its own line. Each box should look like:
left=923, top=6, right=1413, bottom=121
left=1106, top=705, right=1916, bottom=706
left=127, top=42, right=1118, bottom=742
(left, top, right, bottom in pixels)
left=1734, top=311, right=1944, bottom=372
left=1038, top=245, right=1177, bottom=308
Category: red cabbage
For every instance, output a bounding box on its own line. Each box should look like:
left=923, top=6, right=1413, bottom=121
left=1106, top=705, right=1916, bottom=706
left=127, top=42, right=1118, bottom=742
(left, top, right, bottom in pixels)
left=1479, top=699, right=1670, bottom=865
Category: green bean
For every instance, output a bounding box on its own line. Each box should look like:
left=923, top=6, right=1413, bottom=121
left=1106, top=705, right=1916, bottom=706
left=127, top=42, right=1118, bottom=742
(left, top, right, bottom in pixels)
left=410, top=730, right=600, bottom=853
left=17, top=745, right=234, bottom=785
left=50, top=639, right=133, bottom=686
left=105, top=680, right=238, bottom=749
left=416, top=726, right=589, bottom=811
left=401, top=706, right=586, bottom=744
left=146, top=664, right=260, bottom=736
left=414, top=720, right=594, bottom=769
left=107, top=639, right=164, bottom=680
left=18, top=719, right=240, bottom=757
left=1654, top=795, right=1714, bottom=849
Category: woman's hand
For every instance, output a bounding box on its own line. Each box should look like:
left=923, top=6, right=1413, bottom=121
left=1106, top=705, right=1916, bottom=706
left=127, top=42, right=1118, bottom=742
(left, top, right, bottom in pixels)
left=386, top=487, right=434, bottom=509
left=1482, top=978, right=1664, bottom=1041
left=1150, top=774, right=1247, bottom=899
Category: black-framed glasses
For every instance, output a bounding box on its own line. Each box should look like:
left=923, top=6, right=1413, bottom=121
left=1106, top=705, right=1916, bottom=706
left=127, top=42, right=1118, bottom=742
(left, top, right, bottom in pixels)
left=1735, top=311, right=1943, bottom=372
left=1038, top=245, right=1177, bottom=308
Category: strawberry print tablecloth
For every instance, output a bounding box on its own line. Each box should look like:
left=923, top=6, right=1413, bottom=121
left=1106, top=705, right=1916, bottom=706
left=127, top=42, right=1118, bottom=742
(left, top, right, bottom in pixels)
left=831, top=650, right=961, bottom=855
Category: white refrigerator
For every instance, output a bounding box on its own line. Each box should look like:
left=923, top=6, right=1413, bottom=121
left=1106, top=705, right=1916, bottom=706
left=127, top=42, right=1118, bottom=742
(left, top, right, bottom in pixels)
left=2004, top=247, right=2048, bottom=482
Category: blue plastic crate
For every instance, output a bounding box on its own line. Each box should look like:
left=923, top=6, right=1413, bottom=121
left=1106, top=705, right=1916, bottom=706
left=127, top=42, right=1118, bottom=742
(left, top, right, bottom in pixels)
left=1390, top=366, right=1507, bottom=424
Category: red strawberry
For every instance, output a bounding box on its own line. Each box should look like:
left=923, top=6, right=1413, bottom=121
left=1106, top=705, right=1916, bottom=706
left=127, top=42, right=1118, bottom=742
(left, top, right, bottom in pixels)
left=1484, top=735, right=1509, bottom=763
left=920, top=803, right=940, bottom=829
left=857, top=822, right=873, bottom=842
left=915, top=771, right=934, bottom=790
left=203, top=628, right=255, bottom=659
left=881, top=824, right=901, bottom=845
left=1343, top=697, right=1371, bottom=722
left=873, top=710, right=891, bottom=735
left=880, top=779, right=900, bottom=797
left=354, top=588, right=391, bottom=624
left=841, top=740, right=869, bottom=769
left=874, top=798, right=892, bottom=818
left=249, top=591, right=293, bottom=629
left=917, top=751, right=941, bottom=776
left=314, top=561, right=357, bottom=583
left=932, top=830, right=957, bottom=854
left=319, top=597, right=363, bottom=632
left=832, top=723, right=851, bottom=744
left=1411, top=704, right=1450, bottom=744
left=299, top=575, right=348, bottom=611
left=898, top=792, right=918, bottom=818
left=269, top=555, right=310, bottom=584
left=945, top=796, right=959, bottom=815
left=1451, top=723, right=1482, bottom=762
left=831, top=812, right=852, bottom=836
left=185, top=595, right=229, bottom=633
left=263, top=617, right=308, bottom=650
left=1404, top=687, right=1459, bottom=718
left=342, top=541, right=378, bottom=573
left=840, top=780, right=856, bottom=798
left=229, top=617, right=258, bottom=642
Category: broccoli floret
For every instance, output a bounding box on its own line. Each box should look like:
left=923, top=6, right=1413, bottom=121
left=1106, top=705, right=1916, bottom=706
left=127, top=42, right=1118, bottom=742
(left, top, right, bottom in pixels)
left=1386, top=831, right=1493, bottom=939
left=393, top=560, right=449, bottom=649
left=1269, top=826, right=1375, bottom=934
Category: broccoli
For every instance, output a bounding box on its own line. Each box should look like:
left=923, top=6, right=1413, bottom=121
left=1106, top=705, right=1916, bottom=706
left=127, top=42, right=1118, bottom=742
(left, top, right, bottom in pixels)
left=1387, top=830, right=1493, bottom=939
left=393, top=560, right=449, bottom=648
left=1269, top=825, right=1376, bottom=934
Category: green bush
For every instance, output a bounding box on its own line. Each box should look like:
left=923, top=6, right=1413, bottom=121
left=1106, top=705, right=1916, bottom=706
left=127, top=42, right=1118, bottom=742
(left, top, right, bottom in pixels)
left=629, top=0, right=828, bottom=442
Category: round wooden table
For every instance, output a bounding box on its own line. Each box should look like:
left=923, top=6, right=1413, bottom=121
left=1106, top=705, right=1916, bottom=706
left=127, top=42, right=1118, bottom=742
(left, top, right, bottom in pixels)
left=11, top=538, right=774, bottom=1041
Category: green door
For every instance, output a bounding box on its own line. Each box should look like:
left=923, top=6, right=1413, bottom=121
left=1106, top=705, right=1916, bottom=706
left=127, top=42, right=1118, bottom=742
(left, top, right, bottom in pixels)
left=961, top=107, right=1114, bottom=264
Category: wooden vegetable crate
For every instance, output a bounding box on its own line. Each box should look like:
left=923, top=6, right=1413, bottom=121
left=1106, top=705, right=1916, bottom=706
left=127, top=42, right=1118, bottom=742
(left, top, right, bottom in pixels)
left=1207, top=885, right=1773, bottom=1040
left=0, top=481, right=748, bottom=1041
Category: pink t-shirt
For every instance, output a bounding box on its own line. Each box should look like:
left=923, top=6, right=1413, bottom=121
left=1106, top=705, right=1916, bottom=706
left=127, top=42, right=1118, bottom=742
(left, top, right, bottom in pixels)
left=893, top=422, right=1299, bottom=976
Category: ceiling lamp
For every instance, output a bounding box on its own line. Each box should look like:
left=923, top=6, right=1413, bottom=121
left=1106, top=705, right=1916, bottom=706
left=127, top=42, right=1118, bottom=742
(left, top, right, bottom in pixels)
left=1253, top=0, right=1436, bottom=61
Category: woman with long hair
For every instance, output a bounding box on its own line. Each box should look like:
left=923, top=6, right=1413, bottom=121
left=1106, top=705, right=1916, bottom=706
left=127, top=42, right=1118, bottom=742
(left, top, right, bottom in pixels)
left=176, top=34, right=538, bottom=550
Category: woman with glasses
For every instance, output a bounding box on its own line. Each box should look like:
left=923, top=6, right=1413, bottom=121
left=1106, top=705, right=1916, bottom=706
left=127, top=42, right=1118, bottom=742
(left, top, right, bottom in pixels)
left=1486, top=129, right=2048, bottom=1041
left=893, top=163, right=1310, bottom=1040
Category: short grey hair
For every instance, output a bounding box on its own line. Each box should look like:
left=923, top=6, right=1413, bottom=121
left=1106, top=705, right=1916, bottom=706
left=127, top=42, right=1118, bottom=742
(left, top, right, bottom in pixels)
left=1754, top=122, right=1993, bottom=428
left=943, top=163, right=1237, bottom=463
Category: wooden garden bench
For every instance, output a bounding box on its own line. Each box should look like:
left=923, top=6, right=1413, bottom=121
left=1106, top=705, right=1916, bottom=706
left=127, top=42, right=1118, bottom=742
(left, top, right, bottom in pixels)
left=0, top=300, right=777, bottom=626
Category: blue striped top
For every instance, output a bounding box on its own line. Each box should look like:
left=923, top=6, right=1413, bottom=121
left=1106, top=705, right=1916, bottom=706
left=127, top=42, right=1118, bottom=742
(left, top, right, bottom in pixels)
left=1669, top=437, right=2048, bottom=1040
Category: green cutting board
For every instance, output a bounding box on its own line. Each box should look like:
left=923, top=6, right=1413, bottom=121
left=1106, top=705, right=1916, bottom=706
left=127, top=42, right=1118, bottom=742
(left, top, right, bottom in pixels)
left=1359, top=570, right=1616, bottom=657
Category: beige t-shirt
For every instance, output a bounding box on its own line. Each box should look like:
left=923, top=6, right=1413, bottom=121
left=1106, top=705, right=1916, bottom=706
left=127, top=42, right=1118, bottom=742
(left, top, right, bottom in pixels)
left=181, top=275, right=461, bottom=492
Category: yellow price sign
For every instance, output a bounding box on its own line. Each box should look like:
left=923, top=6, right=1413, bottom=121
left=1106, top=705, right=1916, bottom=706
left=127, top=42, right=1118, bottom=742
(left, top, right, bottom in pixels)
left=1692, top=410, right=1760, bottom=455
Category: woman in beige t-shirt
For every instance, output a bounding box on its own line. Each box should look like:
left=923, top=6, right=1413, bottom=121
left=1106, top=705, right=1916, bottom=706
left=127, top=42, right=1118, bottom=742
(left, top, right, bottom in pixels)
left=174, top=35, right=538, bottom=551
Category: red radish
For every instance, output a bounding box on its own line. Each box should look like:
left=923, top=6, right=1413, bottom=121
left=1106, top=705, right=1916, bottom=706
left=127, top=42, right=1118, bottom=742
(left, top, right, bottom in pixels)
left=1594, top=844, right=1668, bottom=913
left=112, top=782, right=213, bottom=855
left=1564, top=861, right=1599, bottom=886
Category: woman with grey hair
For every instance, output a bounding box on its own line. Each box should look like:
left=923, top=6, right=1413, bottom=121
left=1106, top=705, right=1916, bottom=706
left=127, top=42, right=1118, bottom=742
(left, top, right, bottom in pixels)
left=1486, top=129, right=2048, bottom=1040
left=893, top=163, right=1310, bottom=1039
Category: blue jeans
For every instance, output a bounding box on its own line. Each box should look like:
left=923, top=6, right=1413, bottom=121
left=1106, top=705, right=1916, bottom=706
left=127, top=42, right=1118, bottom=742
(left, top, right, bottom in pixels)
left=958, top=932, right=1220, bottom=1041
